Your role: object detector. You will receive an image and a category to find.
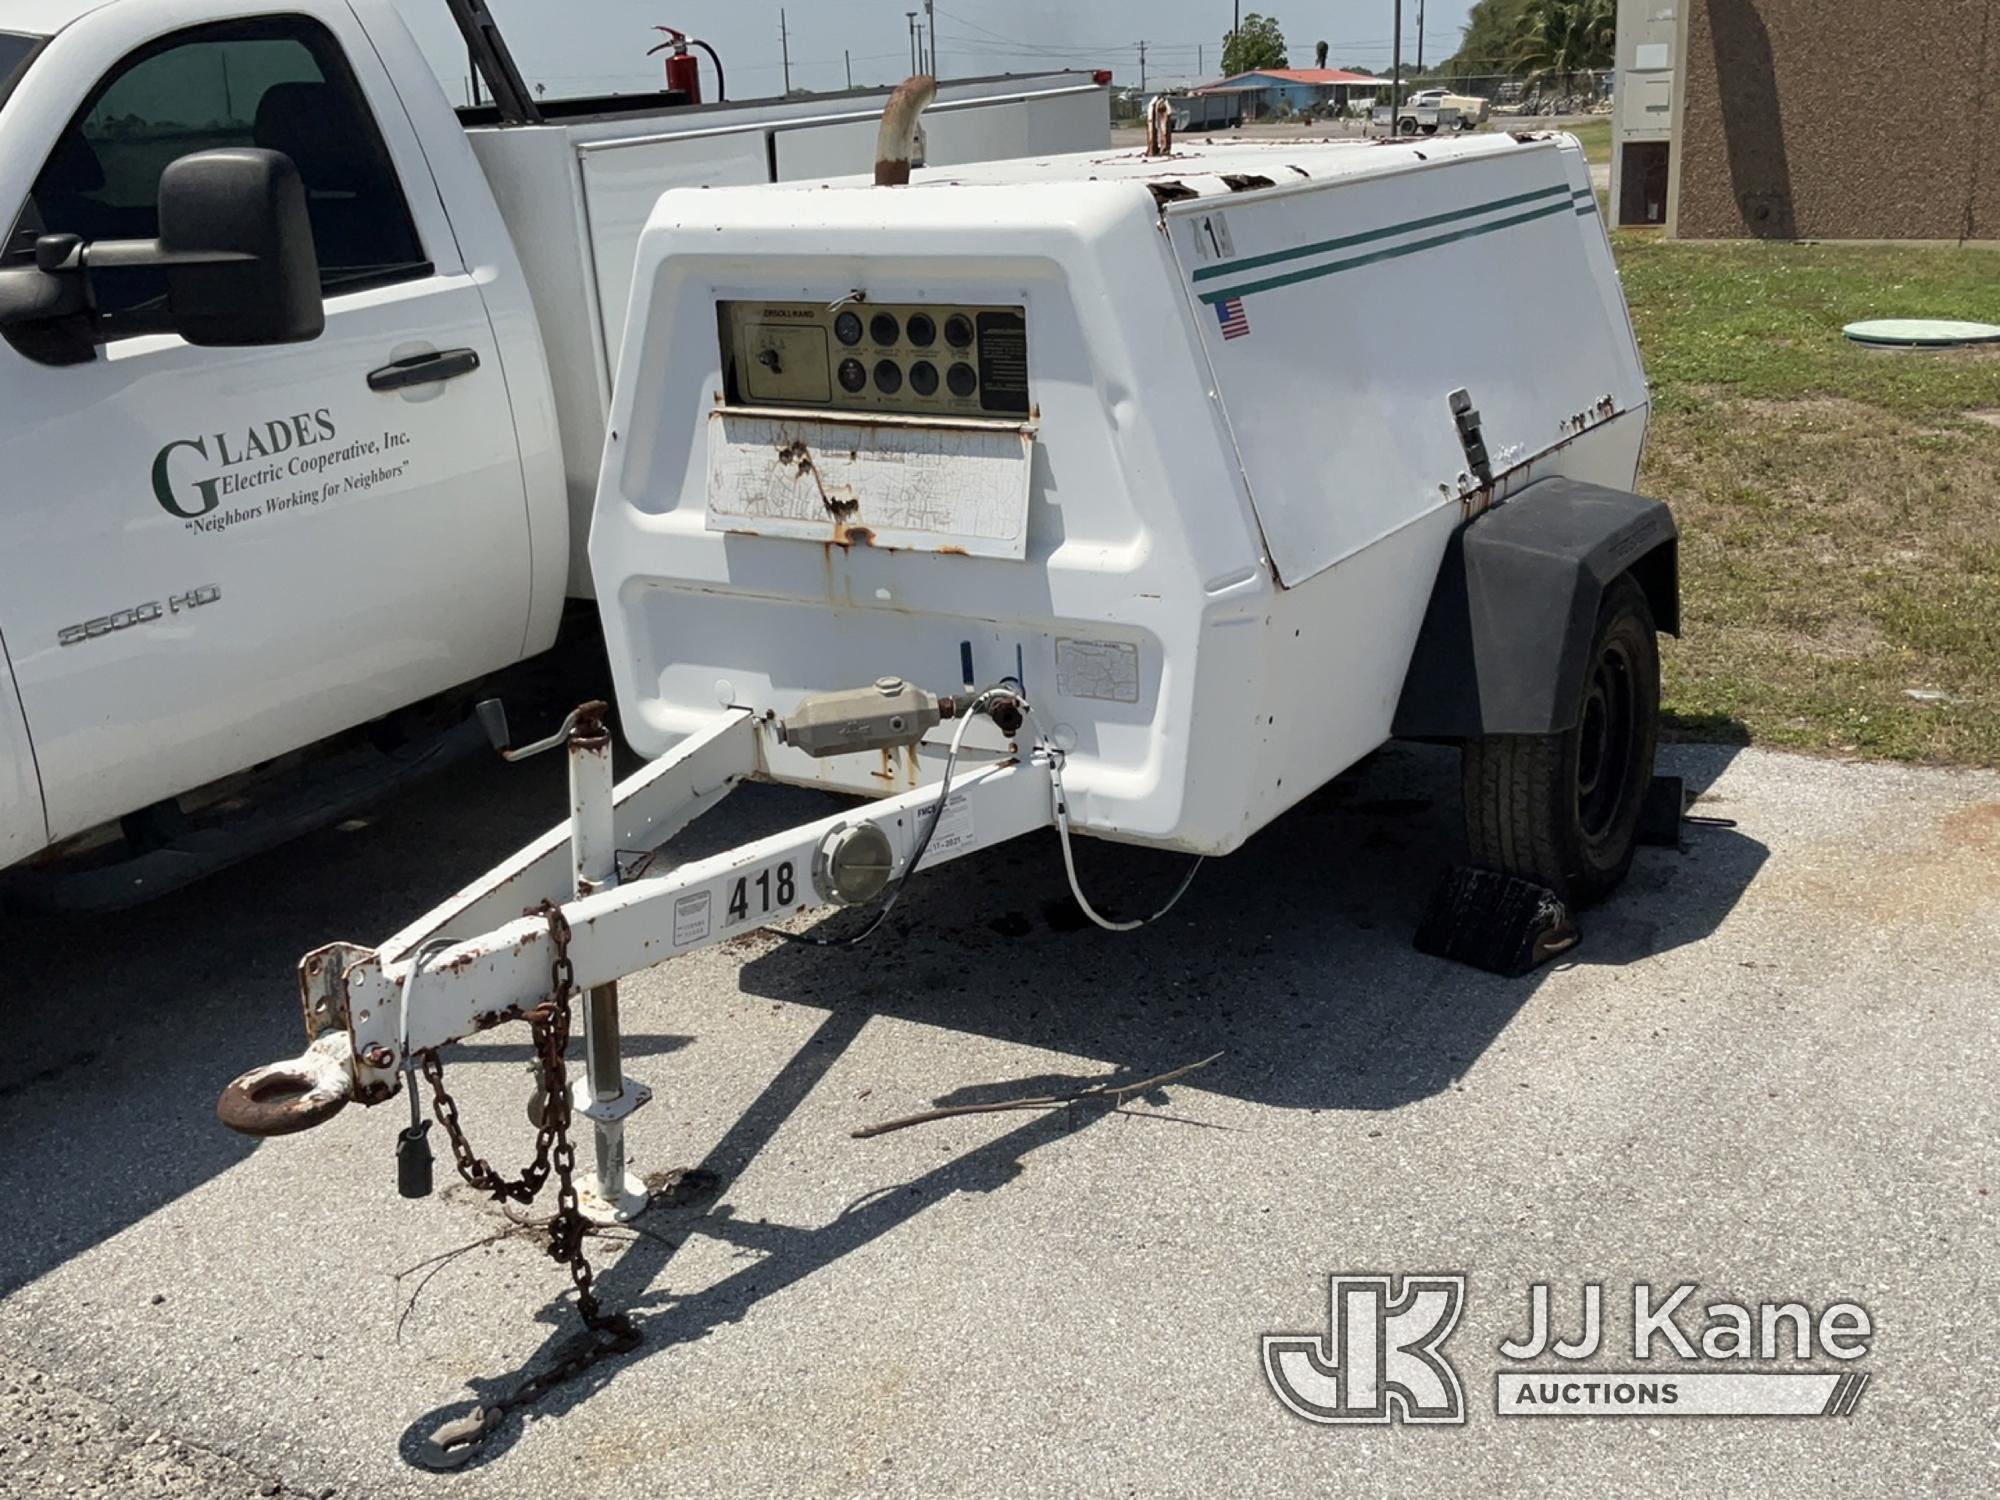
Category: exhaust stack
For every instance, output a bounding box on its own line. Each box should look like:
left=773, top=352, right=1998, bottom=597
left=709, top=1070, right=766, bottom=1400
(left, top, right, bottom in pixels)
left=875, top=75, right=937, bottom=186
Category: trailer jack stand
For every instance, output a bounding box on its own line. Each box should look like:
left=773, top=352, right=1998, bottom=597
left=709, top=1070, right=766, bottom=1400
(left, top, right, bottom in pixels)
left=572, top=983, right=652, bottom=1222
left=508, top=700, right=655, bottom=1221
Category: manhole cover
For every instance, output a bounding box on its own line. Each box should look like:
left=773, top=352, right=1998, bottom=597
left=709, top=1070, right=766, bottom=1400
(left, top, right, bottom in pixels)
left=1843, top=318, right=2000, bottom=347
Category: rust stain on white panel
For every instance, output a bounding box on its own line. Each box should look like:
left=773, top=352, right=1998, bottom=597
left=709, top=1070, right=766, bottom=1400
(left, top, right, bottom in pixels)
left=705, top=410, right=1034, bottom=558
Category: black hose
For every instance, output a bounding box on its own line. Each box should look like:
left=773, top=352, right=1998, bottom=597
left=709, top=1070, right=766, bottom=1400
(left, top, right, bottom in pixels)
left=691, top=38, right=725, bottom=101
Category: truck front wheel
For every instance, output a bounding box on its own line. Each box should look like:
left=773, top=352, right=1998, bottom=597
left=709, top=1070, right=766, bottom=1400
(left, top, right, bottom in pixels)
left=1459, top=575, right=1660, bottom=906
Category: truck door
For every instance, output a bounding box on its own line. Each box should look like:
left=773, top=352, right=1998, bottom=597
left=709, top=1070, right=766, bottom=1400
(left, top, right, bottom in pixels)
left=0, top=635, right=46, bottom=865
left=0, top=11, right=534, bottom=843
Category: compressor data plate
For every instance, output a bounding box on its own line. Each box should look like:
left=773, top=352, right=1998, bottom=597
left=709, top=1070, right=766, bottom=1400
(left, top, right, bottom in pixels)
left=704, top=408, right=1034, bottom=558
left=720, top=299, right=1030, bottom=419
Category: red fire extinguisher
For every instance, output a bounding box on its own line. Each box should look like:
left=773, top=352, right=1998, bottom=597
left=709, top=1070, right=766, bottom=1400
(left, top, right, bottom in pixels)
left=648, top=26, right=725, bottom=104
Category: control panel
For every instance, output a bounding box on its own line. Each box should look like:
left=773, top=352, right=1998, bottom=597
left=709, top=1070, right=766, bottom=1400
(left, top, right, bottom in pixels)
left=720, top=300, right=1029, bottom=419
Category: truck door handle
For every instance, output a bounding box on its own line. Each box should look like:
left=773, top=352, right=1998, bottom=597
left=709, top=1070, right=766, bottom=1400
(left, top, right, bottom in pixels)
left=367, top=348, right=481, bottom=392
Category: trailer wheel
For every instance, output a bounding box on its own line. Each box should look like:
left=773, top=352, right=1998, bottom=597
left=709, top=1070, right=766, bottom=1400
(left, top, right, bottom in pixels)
left=1460, top=575, right=1659, bottom=905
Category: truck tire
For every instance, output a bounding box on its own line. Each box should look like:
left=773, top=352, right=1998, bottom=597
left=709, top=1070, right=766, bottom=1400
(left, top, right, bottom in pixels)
left=1398, top=117, right=1419, bottom=135
left=1459, top=574, right=1659, bottom=906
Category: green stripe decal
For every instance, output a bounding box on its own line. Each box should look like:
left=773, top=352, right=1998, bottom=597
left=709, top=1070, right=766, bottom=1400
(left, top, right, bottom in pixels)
left=1197, top=198, right=1575, bottom=304
left=1188, top=182, right=1571, bottom=284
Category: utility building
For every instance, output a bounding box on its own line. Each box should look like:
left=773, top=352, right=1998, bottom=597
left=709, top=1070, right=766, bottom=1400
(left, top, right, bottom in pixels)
left=1609, top=0, right=1678, bottom=226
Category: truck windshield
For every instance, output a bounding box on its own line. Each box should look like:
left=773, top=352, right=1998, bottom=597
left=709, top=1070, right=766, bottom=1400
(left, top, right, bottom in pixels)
left=0, top=32, right=43, bottom=105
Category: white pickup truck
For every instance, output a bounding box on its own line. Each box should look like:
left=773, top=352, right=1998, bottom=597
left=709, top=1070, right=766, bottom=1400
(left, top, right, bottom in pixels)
left=1381, top=87, right=1492, bottom=134
left=0, top=0, right=1108, bottom=903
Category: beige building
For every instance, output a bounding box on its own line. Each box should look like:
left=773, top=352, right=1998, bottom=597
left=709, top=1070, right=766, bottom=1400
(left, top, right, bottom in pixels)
left=1657, top=0, right=2000, bottom=240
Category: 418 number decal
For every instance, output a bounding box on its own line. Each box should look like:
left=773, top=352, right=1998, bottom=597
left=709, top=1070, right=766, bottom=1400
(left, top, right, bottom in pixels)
left=725, top=860, right=797, bottom=926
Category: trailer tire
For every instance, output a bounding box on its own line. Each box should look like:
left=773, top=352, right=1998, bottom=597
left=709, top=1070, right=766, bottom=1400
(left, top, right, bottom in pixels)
left=1460, top=574, right=1659, bottom=906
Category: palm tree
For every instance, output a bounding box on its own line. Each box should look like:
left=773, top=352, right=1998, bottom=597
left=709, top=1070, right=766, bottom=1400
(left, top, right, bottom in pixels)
left=1512, top=0, right=1615, bottom=101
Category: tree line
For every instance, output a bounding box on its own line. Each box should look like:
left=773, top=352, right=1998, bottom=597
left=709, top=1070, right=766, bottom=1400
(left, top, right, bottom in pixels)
left=1218, top=2, right=1615, bottom=93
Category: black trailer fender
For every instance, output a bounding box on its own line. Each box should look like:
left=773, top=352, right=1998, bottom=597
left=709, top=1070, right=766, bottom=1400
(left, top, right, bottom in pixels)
left=1392, top=478, right=1679, bottom=739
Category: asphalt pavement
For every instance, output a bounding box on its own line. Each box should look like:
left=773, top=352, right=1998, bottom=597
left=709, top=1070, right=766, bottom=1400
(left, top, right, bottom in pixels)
left=0, top=740, right=1994, bottom=1497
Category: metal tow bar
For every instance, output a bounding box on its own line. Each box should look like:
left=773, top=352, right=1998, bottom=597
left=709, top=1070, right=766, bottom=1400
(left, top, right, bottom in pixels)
left=215, top=691, right=1058, bottom=1462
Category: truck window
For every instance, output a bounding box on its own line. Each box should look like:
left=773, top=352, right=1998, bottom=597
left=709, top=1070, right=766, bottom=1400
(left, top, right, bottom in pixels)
left=0, top=32, right=43, bottom=107
left=8, top=16, right=428, bottom=339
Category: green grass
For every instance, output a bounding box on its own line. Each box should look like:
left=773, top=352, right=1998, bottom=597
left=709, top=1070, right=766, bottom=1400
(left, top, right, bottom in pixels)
left=1617, top=239, right=2000, bottom=415
left=1567, top=118, right=1612, bottom=166
left=1613, top=235, right=2000, bottom=764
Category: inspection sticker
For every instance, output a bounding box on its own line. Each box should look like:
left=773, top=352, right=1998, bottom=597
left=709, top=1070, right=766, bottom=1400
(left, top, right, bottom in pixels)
left=926, top=792, right=976, bottom=856
left=673, top=890, right=713, bottom=948
left=1055, top=637, right=1141, bottom=703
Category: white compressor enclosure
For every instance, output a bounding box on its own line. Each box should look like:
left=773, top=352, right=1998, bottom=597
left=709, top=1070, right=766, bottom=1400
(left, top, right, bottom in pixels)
left=591, top=130, right=1650, bottom=856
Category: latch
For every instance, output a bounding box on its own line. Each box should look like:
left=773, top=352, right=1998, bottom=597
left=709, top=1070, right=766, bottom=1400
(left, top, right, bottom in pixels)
left=1449, top=387, right=1493, bottom=489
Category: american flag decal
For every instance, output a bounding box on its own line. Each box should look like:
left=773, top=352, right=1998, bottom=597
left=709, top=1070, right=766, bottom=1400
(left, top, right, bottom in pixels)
left=1215, top=295, right=1250, bottom=340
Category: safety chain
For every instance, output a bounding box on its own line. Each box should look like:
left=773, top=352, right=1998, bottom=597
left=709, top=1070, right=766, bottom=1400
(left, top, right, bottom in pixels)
left=416, top=901, right=641, bottom=1469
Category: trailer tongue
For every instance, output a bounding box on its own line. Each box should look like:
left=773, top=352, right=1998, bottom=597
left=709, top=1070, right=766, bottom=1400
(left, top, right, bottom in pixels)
left=219, top=94, right=1675, bottom=1463
left=219, top=683, right=1133, bottom=1158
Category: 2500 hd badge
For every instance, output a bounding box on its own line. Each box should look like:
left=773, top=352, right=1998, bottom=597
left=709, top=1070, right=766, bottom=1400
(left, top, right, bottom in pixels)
left=58, top=584, right=220, bottom=648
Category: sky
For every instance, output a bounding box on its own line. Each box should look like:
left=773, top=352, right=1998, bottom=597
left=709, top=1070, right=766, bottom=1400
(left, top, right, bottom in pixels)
left=385, top=1, right=1478, bottom=106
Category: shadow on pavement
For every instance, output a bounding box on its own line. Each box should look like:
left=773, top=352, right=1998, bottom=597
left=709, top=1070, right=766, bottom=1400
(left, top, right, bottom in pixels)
left=0, top=744, right=576, bottom=1302
left=392, top=741, right=1768, bottom=1466
left=0, top=695, right=1765, bottom=1459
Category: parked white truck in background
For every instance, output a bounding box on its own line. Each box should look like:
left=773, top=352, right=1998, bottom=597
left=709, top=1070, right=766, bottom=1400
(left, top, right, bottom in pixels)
left=1414, top=87, right=1492, bottom=125
left=1381, top=87, right=1493, bottom=134
left=0, top=0, right=1109, bottom=904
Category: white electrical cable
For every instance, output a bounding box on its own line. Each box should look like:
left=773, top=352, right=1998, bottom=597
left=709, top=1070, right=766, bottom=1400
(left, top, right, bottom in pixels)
left=789, top=686, right=1200, bottom=943
left=1020, top=703, right=1204, bottom=932
left=397, top=935, right=460, bottom=1123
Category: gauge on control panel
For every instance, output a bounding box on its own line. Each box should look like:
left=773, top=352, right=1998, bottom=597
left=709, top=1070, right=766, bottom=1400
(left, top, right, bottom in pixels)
left=721, top=300, right=1025, bottom=416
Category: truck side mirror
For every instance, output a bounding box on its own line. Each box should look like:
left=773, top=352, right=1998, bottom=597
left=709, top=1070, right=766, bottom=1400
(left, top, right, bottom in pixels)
left=97, top=148, right=324, bottom=346
left=0, top=147, right=323, bottom=353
